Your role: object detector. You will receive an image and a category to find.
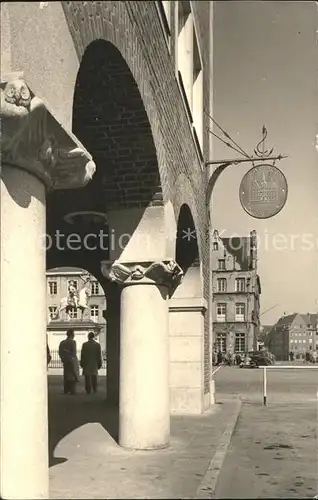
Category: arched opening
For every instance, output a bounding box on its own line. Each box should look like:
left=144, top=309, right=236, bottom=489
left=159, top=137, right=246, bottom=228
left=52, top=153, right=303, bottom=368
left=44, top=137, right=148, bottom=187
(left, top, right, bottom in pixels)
left=176, top=204, right=200, bottom=273
left=46, top=40, right=173, bottom=454
left=174, top=203, right=202, bottom=297
left=169, top=204, right=206, bottom=413
left=46, top=266, right=116, bottom=467
left=46, top=40, right=165, bottom=272
left=46, top=38, right=169, bottom=289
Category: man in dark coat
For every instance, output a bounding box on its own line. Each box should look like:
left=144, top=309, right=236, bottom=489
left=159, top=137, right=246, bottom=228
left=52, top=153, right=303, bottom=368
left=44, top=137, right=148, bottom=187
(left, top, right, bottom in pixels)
left=47, top=341, right=51, bottom=366
left=80, top=332, right=102, bottom=394
left=58, top=328, right=80, bottom=395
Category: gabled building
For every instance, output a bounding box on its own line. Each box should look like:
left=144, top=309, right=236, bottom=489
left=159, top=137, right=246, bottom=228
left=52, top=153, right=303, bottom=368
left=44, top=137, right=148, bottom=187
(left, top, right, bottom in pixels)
left=211, top=230, right=261, bottom=353
left=267, top=312, right=317, bottom=360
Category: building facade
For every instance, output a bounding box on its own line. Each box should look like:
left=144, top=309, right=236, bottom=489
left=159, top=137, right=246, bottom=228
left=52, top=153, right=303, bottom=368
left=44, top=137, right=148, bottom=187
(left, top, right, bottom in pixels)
left=267, top=313, right=318, bottom=360
left=46, top=267, right=106, bottom=353
left=211, top=230, right=261, bottom=353
left=1, top=2, right=215, bottom=497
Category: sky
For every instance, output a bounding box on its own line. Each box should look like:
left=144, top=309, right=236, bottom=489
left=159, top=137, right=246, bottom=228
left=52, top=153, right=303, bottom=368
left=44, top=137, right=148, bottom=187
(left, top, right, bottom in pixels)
left=212, top=1, right=318, bottom=325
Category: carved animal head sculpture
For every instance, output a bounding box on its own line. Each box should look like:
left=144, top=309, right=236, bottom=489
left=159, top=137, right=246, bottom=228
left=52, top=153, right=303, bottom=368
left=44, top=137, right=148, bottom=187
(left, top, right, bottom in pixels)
left=3, top=79, right=32, bottom=108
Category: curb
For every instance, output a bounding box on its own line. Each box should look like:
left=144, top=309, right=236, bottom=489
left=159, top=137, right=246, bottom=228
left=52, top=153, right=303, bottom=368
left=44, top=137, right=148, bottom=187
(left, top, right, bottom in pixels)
left=196, top=399, right=242, bottom=498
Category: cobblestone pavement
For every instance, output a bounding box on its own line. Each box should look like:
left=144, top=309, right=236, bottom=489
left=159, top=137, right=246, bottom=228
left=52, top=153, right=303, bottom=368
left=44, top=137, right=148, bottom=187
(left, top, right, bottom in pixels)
left=214, top=402, right=318, bottom=499
left=48, top=376, right=241, bottom=499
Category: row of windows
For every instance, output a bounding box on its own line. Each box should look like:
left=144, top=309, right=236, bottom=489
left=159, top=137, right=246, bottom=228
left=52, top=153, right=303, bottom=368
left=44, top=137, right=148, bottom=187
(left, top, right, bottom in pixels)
left=280, top=324, right=317, bottom=330
left=292, top=345, right=310, bottom=351
left=217, top=259, right=255, bottom=272
left=216, top=303, right=246, bottom=322
left=48, top=305, right=100, bottom=320
left=157, top=1, right=204, bottom=154
left=215, top=333, right=246, bottom=353
left=290, top=339, right=313, bottom=344
left=216, top=278, right=250, bottom=293
left=290, top=332, right=313, bottom=337
left=291, top=324, right=316, bottom=330
left=48, top=280, right=100, bottom=296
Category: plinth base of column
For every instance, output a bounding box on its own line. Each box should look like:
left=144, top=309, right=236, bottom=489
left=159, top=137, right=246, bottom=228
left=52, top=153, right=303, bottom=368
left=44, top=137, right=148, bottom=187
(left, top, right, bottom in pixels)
left=210, top=379, right=216, bottom=405
left=118, top=421, right=170, bottom=451
left=119, top=441, right=170, bottom=451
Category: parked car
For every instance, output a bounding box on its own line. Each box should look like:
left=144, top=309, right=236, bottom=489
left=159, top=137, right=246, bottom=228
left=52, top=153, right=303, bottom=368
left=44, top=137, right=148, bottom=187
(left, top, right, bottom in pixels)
left=250, top=350, right=274, bottom=366
left=240, top=350, right=274, bottom=368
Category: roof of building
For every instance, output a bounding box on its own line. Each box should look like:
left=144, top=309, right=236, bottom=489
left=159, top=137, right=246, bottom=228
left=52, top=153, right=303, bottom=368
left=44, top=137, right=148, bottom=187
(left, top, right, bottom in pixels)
left=270, top=312, right=318, bottom=333
left=275, top=313, right=298, bottom=327
left=221, top=237, right=251, bottom=269
left=260, top=325, right=272, bottom=334
left=301, top=313, right=317, bottom=328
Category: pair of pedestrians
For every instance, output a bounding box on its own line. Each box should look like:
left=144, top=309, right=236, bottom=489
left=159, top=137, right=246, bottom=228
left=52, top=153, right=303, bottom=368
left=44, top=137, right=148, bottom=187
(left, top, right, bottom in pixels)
left=58, top=329, right=102, bottom=395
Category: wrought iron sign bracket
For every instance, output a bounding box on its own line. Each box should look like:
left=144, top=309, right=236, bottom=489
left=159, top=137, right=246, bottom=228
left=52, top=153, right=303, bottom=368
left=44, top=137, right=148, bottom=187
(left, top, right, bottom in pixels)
left=205, top=125, right=288, bottom=212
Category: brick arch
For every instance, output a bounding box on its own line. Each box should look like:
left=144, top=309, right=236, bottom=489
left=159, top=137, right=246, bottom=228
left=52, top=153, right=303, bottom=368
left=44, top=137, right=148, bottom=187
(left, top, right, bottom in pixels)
left=61, top=1, right=207, bottom=227
left=61, top=1, right=171, bottom=205
left=72, top=39, right=162, bottom=210
left=173, top=173, right=205, bottom=267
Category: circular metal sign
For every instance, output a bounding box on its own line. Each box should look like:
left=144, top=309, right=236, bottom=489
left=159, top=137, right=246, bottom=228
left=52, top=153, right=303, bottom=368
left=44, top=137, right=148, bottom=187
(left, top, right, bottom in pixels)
left=239, top=164, right=288, bottom=219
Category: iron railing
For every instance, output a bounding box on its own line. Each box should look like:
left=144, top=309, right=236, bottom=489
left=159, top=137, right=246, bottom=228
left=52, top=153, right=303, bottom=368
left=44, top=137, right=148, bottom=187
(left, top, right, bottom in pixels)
left=48, top=349, right=107, bottom=369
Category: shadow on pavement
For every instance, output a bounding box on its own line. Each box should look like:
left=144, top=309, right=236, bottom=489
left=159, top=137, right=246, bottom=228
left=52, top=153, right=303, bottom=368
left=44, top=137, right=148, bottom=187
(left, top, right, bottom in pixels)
left=48, top=375, right=118, bottom=467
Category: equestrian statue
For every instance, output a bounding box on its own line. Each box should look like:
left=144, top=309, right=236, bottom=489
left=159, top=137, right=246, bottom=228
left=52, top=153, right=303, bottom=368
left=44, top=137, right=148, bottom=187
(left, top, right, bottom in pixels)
left=58, top=272, right=92, bottom=321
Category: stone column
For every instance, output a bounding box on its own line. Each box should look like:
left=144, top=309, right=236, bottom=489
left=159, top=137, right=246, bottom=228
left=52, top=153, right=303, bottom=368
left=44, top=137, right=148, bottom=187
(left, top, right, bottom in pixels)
left=102, top=259, right=183, bottom=450
left=0, top=75, right=95, bottom=499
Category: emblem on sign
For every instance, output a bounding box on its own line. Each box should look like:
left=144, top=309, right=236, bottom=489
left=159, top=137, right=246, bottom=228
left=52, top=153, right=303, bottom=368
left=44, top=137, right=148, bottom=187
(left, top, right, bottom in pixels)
left=239, top=164, right=288, bottom=219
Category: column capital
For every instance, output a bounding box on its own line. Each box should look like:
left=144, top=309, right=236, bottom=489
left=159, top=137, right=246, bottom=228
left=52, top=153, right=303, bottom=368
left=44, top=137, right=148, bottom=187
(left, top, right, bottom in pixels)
left=1, top=73, right=96, bottom=189
left=101, top=259, right=184, bottom=289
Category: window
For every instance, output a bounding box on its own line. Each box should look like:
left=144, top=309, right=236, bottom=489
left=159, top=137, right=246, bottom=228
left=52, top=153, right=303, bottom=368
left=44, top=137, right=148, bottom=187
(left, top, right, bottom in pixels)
left=90, top=305, right=99, bottom=322
left=177, top=1, right=193, bottom=109
left=235, top=303, right=246, bottom=322
left=218, top=259, right=226, bottom=270
left=91, top=281, right=99, bottom=295
left=216, top=303, right=226, bottom=322
left=235, top=278, right=245, bottom=292
left=192, top=28, right=203, bottom=149
left=48, top=281, right=57, bottom=295
left=213, top=242, right=218, bottom=251
left=217, top=278, right=227, bottom=292
left=176, top=0, right=204, bottom=152
left=67, top=279, right=78, bottom=290
left=48, top=306, right=57, bottom=320
left=69, top=308, right=78, bottom=319
left=235, top=333, right=246, bottom=352
left=216, top=333, right=227, bottom=353
left=156, top=1, right=171, bottom=48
